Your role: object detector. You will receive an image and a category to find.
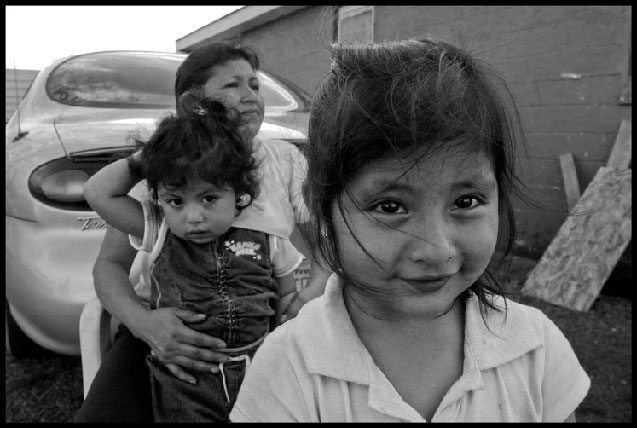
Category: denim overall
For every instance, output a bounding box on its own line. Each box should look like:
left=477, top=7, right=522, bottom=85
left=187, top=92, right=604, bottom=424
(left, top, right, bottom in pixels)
left=146, top=227, right=278, bottom=422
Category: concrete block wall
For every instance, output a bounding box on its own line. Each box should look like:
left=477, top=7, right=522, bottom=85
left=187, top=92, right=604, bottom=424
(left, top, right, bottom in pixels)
left=373, top=5, right=632, bottom=254
left=231, top=5, right=631, bottom=255
left=6, top=68, right=39, bottom=123
left=238, top=6, right=335, bottom=95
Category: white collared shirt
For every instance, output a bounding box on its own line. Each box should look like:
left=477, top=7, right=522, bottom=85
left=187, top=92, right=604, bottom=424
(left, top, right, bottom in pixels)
left=230, top=274, right=590, bottom=422
left=231, top=136, right=310, bottom=237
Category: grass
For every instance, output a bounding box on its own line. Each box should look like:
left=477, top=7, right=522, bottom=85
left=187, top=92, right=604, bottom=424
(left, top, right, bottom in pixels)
left=4, top=255, right=632, bottom=422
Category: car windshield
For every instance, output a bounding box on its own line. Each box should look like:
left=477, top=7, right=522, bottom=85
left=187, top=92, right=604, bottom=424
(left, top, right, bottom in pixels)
left=45, top=51, right=304, bottom=111
left=46, top=51, right=184, bottom=109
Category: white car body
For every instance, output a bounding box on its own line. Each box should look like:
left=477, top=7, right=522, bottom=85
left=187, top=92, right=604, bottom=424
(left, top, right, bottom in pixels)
left=5, top=50, right=309, bottom=356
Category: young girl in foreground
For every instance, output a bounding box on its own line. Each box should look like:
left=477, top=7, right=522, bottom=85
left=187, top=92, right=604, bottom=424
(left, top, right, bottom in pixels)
left=84, top=97, right=307, bottom=422
left=230, top=38, right=590, bottom=422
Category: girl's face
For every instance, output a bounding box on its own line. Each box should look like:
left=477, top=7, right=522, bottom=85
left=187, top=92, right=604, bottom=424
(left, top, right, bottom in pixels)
left=332, top=148, right=499, bottom=319
left=157, top=179, right=237, bottom=245
left=202, top=59, right=265, bottom=142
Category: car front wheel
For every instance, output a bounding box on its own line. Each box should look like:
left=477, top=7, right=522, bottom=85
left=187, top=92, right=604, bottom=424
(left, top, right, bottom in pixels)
left=5, top=300, right=51, bottom=358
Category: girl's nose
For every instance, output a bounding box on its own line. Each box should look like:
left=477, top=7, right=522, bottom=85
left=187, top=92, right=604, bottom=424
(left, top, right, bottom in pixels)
left=407, top=223, right=456, bottom=266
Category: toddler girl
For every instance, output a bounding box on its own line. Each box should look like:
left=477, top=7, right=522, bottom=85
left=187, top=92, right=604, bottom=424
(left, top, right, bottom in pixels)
left=84, top=96, right=305, bottom=421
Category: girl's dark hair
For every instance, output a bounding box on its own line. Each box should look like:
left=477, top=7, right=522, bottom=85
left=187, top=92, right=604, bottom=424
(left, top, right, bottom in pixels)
left=135, top=94, right=259, bottom=206
left=304, top=37, right=527, bottom=320
left=175, top=42, right=260, bottom=108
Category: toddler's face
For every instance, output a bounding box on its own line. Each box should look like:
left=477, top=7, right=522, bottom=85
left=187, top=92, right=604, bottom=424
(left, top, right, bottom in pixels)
left=202, top=59, right=265, bottom=142
left=157, top=179, right=237, bottom=245
left=332, top=148, right=499, bottom=318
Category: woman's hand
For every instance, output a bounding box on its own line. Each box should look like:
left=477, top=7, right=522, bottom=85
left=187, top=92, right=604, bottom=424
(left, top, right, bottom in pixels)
left=279, top=292, right=304, bottom=323
left=279, top=283, right=324, bottom=323
left=129, top=307, right=230, bottom=384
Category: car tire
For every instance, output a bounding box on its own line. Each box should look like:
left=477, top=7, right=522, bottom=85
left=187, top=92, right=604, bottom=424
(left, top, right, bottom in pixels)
left=5, top=300, right=51, bottom=358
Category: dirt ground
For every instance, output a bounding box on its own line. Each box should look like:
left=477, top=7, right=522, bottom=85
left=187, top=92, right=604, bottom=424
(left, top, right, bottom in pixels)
left=493, top=254, right=632, bottom=423
left=4, top=255, right=632, bottom=422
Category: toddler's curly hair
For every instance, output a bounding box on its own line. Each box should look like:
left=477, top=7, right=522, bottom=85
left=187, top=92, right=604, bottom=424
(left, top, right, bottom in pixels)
left=132, top=94, right=259, bottom=209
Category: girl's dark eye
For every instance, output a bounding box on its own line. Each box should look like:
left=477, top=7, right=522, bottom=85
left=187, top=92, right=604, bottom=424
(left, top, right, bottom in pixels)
left=454, top=196, right=481, bottom=210
left=202, top=195, right=217, bottom=204
left=224, top=82, right=238, bottom=88
left=250, top=83, right=259, bottom=91
left=372, top=201, right=405, bottom=214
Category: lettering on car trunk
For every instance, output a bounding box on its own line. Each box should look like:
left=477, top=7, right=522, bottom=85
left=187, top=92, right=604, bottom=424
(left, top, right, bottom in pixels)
left=77, top=216, right=106, bottom=230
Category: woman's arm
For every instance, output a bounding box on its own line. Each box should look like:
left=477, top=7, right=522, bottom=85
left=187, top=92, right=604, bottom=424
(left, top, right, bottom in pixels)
left=279, top=277, right=326, bottom=322
left=274, top=272, right=297, bottom=325
left=275, top=226, right=330, bottom=320
left=93, top=226, right=231, bottom=383
left=84, top=154, right=145, bottom=239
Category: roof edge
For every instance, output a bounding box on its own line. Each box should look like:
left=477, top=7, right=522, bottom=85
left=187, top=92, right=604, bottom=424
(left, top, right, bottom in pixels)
left=176, top=6, right=309, bottom=52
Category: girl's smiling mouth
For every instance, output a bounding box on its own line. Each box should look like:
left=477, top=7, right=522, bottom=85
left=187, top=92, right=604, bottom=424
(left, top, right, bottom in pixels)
left=400, top=275, right=453, bottom=292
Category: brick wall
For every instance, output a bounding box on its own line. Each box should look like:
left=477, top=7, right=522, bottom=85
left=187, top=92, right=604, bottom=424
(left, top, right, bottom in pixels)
left=218, top=5, right=632, bottom=254
left=6, top=68, right=39, bottom=123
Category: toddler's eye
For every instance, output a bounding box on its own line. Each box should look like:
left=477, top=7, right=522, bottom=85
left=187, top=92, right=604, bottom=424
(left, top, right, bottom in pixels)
left=372, top=200, right=406, bottom=214
left=250, top=83, right=259, bottom=91
left=224, top=82, right=238, bottom=89
left=166, top=199, right=183, bottom=207
left=202, top=195, right=217, bottom=204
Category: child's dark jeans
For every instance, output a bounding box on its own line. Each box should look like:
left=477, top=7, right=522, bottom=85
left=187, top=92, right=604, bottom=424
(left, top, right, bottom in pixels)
left=147, top=345, right=259, bottom=422
left=148, top=228, right=278, bottom=422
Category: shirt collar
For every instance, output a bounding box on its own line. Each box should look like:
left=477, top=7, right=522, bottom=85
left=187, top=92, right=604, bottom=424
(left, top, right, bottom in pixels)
left=296, top=274, right=372, bottom=384
left=463, top=292, right=543, bottom=370
left=296, top=275, right=543, bottom=382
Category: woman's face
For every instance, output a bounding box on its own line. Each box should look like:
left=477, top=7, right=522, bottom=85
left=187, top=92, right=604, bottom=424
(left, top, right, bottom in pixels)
left=202, top=59, right=265, bottom=141
left=332, top=148, right=499, bottom=319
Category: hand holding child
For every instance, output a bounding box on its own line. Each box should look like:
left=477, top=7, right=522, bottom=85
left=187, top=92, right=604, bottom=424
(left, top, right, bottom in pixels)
left=129, top=307, right=230, bottom=384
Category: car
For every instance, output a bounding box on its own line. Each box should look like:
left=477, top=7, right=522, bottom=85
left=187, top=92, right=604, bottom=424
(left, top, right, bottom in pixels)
left=5, top=50, right=311, bottom=358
